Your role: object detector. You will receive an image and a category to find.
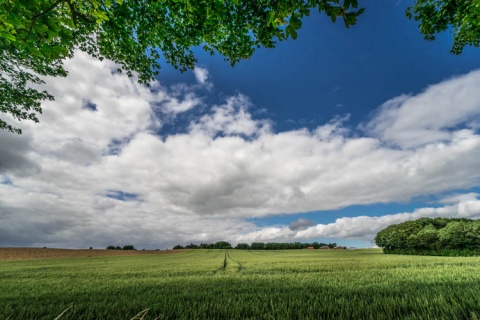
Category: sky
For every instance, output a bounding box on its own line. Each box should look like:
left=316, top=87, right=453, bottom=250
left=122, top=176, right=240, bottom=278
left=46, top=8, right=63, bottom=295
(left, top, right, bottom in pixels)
left=1, top=0, right=480, bottom=249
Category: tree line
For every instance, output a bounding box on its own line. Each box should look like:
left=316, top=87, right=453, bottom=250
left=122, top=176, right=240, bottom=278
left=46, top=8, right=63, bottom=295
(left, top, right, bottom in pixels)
left=173, top=241, right=233, bottom=250
left=375, top=218, right=480, bottom=256
left=106, top=245, right=135, bottom=250
left=173, top=241, right=340, bottom=250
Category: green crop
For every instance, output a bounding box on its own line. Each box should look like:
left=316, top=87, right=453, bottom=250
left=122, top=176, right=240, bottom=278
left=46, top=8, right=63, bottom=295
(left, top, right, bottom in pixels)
left=1, top=249, right=479, bottom=319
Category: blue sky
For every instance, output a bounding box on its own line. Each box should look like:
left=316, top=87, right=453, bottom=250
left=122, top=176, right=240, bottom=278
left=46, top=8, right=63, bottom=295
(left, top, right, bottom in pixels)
left=1, top=0, right=480, bottom=249
left=159, top=0, right=478, bottom=131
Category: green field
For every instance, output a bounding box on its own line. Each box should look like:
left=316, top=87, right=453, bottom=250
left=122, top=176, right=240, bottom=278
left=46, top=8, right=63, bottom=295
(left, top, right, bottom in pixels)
left=1, top=249, right=480, bottom=319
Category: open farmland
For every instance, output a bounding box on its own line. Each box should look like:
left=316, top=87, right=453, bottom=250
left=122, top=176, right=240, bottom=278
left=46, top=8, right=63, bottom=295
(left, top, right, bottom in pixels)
left=0, top=247, right=179, bottom=261
left=1, top=249, right=480, bottom=319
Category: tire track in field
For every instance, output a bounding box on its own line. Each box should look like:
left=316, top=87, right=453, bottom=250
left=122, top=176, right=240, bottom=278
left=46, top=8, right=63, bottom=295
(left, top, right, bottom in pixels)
left=226, top=250, right=244, bottom=272
left=213, top=250, right=244, bottom=274
left=212, top=250, right=228, bottom=275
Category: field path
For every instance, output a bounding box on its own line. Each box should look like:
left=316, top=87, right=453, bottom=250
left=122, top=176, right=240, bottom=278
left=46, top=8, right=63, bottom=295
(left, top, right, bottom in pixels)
left=226, top=250, right=244, bottom=272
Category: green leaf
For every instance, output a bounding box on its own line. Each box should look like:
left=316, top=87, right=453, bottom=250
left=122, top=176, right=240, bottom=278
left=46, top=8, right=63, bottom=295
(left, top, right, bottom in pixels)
left=286, top=25, right=298, bottom=39
left=267, top=11, right=275, bottom=26
left=289, top=16, right=302, bottom=30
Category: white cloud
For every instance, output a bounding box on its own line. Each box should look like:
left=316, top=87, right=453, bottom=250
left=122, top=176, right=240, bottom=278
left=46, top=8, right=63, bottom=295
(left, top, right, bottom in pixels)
left=193, top=67, right=209, bottom=84
left=162, top=94, right=202, bottom=114
left=1, top=53, right=480, bottom=248
left=289, top=218, right=315, bottom=231
left=365, top=70, right=480, bottom=148
left=236, top=197, right=480, bottom=245
left=189, top=94, right=271, bottom=137
left=0, top=130, right=39, bottom=175
left=439, top=192, right=479, bottom=204
left=159, top=83, right=203, bottom=115
left=29, top=51, right=159, bottom=156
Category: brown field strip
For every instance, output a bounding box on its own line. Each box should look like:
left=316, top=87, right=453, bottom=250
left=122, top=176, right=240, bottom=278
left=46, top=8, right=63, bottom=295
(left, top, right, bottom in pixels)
left=0, top=248, right=183, bottom=261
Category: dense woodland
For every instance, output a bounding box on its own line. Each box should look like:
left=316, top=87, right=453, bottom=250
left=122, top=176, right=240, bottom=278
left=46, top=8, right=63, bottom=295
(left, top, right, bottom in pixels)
left=375, top=218, right=480, bottom=256
left=172, top=241, right=340, bottom=250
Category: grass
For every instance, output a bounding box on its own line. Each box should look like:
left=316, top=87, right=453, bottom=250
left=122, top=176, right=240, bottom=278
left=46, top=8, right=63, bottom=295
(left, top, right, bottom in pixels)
left=1, top=249, right=480, bottom=319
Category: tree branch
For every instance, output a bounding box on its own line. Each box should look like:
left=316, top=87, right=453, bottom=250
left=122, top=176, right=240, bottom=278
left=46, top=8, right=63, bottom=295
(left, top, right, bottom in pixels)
left=25, top=0, right=65, bottom=41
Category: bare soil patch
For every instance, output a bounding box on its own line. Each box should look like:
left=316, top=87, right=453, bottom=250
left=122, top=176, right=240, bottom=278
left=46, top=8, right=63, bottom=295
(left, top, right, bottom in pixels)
left=0, top=247, right=182, bottom=261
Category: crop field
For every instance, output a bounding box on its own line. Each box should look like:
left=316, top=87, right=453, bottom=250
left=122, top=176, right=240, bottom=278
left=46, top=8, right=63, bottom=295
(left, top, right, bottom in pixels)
left=0, top=247, right=178, bottom=261
left=1, top=249, right=480, bottom=319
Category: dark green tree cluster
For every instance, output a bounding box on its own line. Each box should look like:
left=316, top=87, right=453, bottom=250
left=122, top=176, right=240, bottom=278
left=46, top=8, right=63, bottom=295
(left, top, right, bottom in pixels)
left=173, top=241, right=232, bottom=250
left=242, top=241, right=338, bottom=250
left=172, top=241, right=340, bottom=250
left=375, top=218, right=480, bottom=256
left=106, top=245, right=135, bottom=250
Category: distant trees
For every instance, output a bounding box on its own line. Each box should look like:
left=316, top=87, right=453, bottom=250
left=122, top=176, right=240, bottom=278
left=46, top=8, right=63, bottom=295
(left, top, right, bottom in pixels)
left=106, top=245, right=135, bottom=250
left=181, top=242, right=233, bottom=249
left=250, top=242, right=265, bottom=250
left=248, top=242, right=337, bottom=250
left=375, top=218, right=480, bottom=256
left=172, top=241, right=232, bottom=250
left=214, top=241, right=232, bottom=249
left=235, top=243, right=251, bottom=250
left=173, top=241, right=339, bottom=250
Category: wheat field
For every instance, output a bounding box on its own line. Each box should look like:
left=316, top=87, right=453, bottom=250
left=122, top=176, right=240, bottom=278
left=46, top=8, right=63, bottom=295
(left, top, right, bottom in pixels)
left=1, top=248, right=479, bottom=319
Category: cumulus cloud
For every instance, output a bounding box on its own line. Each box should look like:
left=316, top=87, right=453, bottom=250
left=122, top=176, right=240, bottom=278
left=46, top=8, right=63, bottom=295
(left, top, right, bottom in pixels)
left=289, top=218, right=315, bottom=231
left=296, top=198, right=480, bottom=241
left=0, top=130, right=39, bottom=175
left=1, top=52, right=480, bottom=248
left=439, top=192, right=479, bottom=204
left=237, top=196, right=480, bottom=244
left=193, top=67, right=209, bottom=84
left=365, top=70, right=480, bottom=148
left=30, top=51, right=159, bottom=156
left=159, top=84, right=203, bottom=115
left=189, top=94, right=271, bottom=137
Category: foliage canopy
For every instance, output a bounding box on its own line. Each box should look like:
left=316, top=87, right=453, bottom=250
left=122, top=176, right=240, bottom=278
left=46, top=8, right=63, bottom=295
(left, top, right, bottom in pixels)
left=375, top=217, right=480, bottom=256
left=407, top=0, right=480, bottom=54
left=2, top=0, right=479, bottom=134
left=0, top=0, right=364, bottom=134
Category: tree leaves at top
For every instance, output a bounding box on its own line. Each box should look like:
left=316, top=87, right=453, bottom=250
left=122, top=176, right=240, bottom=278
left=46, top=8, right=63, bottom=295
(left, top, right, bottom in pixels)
left=406, top=0, right=480, bottom=54
left=3, top=1, right=478, bottom=134
left=0, top=0, right=364, bottom=134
